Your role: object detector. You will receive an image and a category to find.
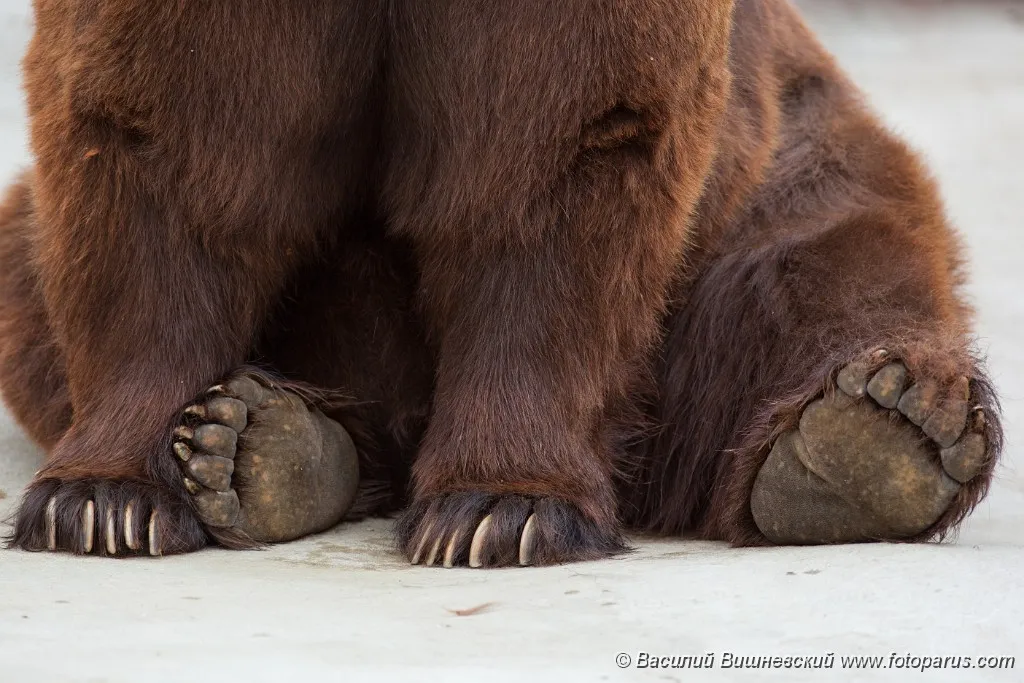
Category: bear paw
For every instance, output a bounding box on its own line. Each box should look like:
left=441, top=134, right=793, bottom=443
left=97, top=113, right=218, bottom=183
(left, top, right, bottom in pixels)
left=173, top=371, right=360, bottom=546
left=398, top=492, right=626, bottom=568
left=10, top=478, right=205, bottom=556
left=751, top=350, right=993, bottom=544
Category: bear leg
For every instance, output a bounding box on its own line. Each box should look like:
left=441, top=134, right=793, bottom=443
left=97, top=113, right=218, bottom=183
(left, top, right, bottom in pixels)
left=0, top=174, right=71, bottom=450
left=385, top=0, right=736, bottom=567
left=7, top=1, right=386, bottom=556
left=633, top=209, right=1002, bottom=547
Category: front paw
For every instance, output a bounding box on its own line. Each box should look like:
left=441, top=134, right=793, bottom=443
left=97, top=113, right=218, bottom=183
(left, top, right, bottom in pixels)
left=9, top=478, right=206, bottom=556
left=397, top=492, right=626, bottom=568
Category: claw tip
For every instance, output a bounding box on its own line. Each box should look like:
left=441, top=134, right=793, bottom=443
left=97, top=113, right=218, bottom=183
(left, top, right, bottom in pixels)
left=468, top=515, right=493, bottom=569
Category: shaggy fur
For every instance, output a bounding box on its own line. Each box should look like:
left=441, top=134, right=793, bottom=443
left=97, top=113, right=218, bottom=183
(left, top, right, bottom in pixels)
left=0, top=0, right=1001, bottom=560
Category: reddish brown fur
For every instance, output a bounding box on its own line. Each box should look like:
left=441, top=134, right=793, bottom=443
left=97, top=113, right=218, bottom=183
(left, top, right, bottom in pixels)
left=0, top=0, right=1001, bottom=558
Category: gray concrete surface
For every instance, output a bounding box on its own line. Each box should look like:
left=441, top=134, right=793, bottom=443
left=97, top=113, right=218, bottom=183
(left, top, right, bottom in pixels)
left=1, top=2, right=1022, bottom=681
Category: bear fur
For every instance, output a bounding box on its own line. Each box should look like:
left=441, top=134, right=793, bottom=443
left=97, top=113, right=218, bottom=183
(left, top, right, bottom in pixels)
left=0, top=0, right=1001, bottom=561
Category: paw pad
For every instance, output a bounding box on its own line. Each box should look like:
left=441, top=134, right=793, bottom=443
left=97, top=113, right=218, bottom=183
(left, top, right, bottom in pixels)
left=173, top=371, right=359, bottom=544
left=752, top=350, right=994, bottom=545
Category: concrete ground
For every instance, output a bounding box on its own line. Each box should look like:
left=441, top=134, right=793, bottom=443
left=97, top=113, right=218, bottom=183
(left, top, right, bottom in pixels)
left=1, top=2, right=1022, bottom=681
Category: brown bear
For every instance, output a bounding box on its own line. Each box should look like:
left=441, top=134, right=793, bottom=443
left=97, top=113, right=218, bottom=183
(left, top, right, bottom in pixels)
left=0, top=0, right=1001, bottom=566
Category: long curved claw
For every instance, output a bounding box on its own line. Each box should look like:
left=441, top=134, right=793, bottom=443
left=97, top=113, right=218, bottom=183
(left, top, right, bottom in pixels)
left=443, top=530, right=462, bottom=568
left=425, top=536, right=443, bottom=567
left=148, top=513, right=161, bottom=557
left=125, top=503, right=141, bottom=551
left=468, top=515, right=494, bottom=568
left=410, top=520, right=435, bottom=565
left=518, top=514, right=538, bottom=566
left=105, top=508, right=117, bottom=555
left=45, top=498, right=57, bottom=551
left=82, top=501, right=95, bottom=554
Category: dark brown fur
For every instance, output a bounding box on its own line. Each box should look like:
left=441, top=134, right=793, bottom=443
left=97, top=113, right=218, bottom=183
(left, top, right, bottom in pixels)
left=0, top=0, right=1001, bottom=559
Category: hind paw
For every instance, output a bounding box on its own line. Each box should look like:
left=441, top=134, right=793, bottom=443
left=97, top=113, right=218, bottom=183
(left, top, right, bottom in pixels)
left=752, top=349, right=995, bottom=544
left=174, top=371, right=359, bottom=545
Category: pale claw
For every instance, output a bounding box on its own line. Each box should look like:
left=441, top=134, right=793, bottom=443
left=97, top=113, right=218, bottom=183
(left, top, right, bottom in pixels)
left=443, top=531, right=462, bottom=568
left=173, top=442, right=193, bottom=462
left=184, top=404, right=207, bottom=420
left=82, top=501, right=95, bottom=554
left=173, top=426, right=194, bottom=441
left=425, top=536, right=443, bottom=566
left=45, top=498, right=57, bottom=550
left=410, top=520, right=435, bottom=565
left=468, top=515, right=493, bottom=568
left=148, top=513, right=160, bottom=557
left=105, top=508, right=117, bottom=555
left=125, top=503, right=141, bottom=551
left=519, top=514, right=537, bottom=566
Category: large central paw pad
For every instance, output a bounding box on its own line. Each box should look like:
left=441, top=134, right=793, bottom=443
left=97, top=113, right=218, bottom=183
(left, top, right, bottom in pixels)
left=174, top=373, right=360, bottom=545
left=398, top=493, right=626, bottom=568
left=751, top=351, right=992, bottom=544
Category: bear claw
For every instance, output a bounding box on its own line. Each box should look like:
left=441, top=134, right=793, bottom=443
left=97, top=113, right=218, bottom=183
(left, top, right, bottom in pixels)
left=82, top=500, right=95, bottom=553
left=409, top=520, right=435, bottom=565
left=42, top=496, right=161, bottom=555
left=518, top=514, right=538, bottom=566
left=402, top=494, right=624, bottom=568
left=104, top=508, right=116, bottom=554
left=173, top=442, right=193, bottom=462
left=468, top=514, right=494, bottom=568
left=149, top=514, right=159, bottom=556
left=45, top=497, right=56, bottom=550
left=11, top=473, right=204, bottom=557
